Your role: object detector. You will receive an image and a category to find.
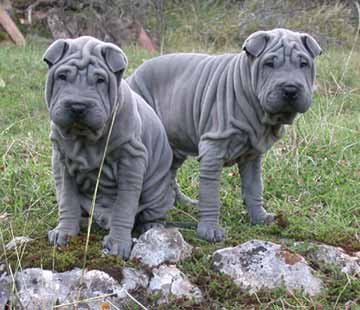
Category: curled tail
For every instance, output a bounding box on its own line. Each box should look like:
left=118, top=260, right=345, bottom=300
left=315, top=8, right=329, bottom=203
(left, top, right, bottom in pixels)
left=172, top=180, right=198, bottom=207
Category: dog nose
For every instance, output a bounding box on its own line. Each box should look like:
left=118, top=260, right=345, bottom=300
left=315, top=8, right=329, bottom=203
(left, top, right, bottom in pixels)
left=69, top=102, right=87, bottom=115
left=282, top=84, right=299, bottom=99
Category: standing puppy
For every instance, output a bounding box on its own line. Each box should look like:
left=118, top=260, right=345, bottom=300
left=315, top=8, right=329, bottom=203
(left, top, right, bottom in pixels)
left=127, top=28, right=322, bottom=242
left=44, top=36, right=174, bottom=259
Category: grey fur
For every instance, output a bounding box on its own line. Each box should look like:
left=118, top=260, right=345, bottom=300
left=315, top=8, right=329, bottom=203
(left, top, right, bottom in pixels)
left=44, top=36, right=174, bottom=259
left=127, top=28, right=321, bottom=241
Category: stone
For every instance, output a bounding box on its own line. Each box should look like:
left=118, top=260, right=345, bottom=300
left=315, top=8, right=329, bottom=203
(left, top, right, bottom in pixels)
left=212, top=240, right=323, bottom=296
left=5, top=236, right=33, bottom=250
left=0, top=271, right=11, bottom=309
left=148, top=265, right=202, bottom=304
left=130, top=227, right=192, bottom=267
left=1, top=268, right=129, bottom=309
left=0, top=265, right=202, bottom=308
left=310, top=244, right=360, bottom=276
left=119, top=267, right=149, bottom=299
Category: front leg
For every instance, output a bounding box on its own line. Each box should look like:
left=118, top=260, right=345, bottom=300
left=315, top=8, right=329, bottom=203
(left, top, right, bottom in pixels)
left=238, top=156, right=276, bottom=224
left=103, top=154, right=145, bottom=259
left=49, top=146, right=81, bottom=245
left=197, top=144, right=225, bottom=242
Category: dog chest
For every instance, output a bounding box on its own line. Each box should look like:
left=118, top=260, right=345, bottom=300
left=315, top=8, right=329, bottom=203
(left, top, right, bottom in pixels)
left=65, top=157, right=118, bottom=196
left=55, top=137, right=119, bottom=196
left=222, top=127, right=276, bottom=166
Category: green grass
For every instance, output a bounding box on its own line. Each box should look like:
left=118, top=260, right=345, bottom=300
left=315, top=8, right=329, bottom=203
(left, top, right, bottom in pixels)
left=0, top=38, right=359, bottom=309
left=159, top=0, right=356, bottom=53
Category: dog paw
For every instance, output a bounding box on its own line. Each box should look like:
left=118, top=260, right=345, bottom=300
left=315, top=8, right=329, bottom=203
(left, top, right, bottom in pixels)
left=95, top=213, right=111, bottom=230
left=197, top=222, right=225, bottom=242
left=48, top=224, right=80, bottom=246
left=102, top=235, right=132, bottom=260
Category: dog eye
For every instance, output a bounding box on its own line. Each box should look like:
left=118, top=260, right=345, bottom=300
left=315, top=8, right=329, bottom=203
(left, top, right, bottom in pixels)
left=58, top=73, right=67, bottom=81
left=97, top=77, right=105, bottom=84
left=264, top=61, right=274, bottom=68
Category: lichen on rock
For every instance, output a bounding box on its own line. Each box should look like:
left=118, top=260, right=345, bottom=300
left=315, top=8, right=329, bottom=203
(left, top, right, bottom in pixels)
left=130, top=227, right=192, bottom=267
left=212, top=239, right=323, bottom=296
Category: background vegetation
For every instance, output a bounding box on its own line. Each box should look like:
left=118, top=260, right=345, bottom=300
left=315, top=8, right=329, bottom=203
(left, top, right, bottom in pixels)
left=0, top=0, right=359, bottom=308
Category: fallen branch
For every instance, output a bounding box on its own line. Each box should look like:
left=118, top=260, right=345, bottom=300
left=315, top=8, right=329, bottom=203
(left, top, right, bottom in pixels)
left=0, top=5, right=25, bottom=46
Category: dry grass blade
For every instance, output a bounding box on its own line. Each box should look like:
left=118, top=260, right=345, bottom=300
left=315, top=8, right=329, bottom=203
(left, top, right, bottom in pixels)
left=340, top=1, right=360, bottom=83
left=105, top=299, right=121, bottom=309
left=75, top=99, right=122, bottom=307
left=51, top=244, right=56, bottom=272
left=334, top=0, right=360, bottom=117
left=0, top=227, right=23, bottom=309
left=8, top=223, right=25, bottom=285
left=0, top=212, right=9, bottom=221
left=53, top=288, right=148, bottom=309
left=334, top=273, right=352, bottom=309
left=123, top=289, right=148, bottom=310
left=173, top=206, right=199, bottom=223
left=52, top=292, right=118, bottom=309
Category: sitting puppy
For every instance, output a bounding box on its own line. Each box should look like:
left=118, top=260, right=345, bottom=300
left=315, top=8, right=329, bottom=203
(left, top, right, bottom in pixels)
left=44, top=36, right=174, bottom=259
left=127, top=28, right=322, bottom=242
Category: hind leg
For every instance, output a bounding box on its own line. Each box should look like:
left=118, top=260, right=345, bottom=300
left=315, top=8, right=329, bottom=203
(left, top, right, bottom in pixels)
left=136, top=221, right=165, bottom=234
left=172, top=156, right=198, bottom=206
left=135, top=204, right=167, bottom=234
left=135, top=177, right=175, bottom=234
left=81, top=203, right=112, bottom=230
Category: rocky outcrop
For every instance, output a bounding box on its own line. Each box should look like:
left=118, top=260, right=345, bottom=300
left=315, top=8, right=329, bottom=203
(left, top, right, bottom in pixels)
left=0, top=228, right=200, bottom=308
left=1, top=268, right=133, bottom=309
left=130, top=227, right=192, bottom=267
left=8, top=232, right=355, bottom=307
left=148, top=264, right=203, bottom=304
left=212, top=240, right=323, bottom=296
left=5, top=236, right=33, bottom=250
left=299, top=243, right=360, bottom=276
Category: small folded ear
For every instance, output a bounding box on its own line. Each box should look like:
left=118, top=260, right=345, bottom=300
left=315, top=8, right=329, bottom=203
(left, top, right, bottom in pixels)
left=242, top=31, right=270, bottom=57
left=43, top=39, right=68, bottom=68
left=102, top=44, right=128, bottom=79
left=301, top=34, right=322, bottom=58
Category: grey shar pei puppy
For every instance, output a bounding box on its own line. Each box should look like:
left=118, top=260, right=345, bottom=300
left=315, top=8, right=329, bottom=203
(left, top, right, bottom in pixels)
left=44, top=36, right=174, bottom=259
left=127, top=28, right=322, bottom=242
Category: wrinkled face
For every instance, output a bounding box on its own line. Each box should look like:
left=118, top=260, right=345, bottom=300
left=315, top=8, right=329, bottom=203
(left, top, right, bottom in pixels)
left=49, top=62, right=111, bottom=139
left=44, top=37, right=127, bottom=140
left=244, top=29, right=322, bottom=125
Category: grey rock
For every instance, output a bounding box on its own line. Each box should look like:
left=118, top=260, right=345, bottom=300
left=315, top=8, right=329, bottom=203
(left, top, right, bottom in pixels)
left=0, top=268, right=143, bottom=310
left=5, top=236, right=33, bottom=250
left=119, top=267, right=149, bottom=299
left=148, top=265, right=202, bottom=304
left=130, top=227, right=192, bottom=267
left=0, top=272, right=11, bottom=309
left=0, top=265, right=202, bottom=308
left=212, top=240, right=323, bottom=296
left=311, top=244, right=360, bottom=276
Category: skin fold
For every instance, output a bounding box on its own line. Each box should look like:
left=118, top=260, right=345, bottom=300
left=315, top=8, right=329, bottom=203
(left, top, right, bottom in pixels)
left=44, top=36, right=174, bottom=259
left=127, top=28, right=322, bottom=242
